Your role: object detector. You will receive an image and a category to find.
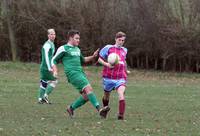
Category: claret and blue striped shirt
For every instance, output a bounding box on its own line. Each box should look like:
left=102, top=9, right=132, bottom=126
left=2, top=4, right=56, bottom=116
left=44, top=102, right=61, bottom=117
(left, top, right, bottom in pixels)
left=99, top=45, right=128, bottom=80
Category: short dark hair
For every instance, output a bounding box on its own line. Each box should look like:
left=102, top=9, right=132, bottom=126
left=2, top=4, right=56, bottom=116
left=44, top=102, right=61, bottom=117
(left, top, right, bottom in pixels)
left=115, top=31, right=126, bottom=39
left=67, top=29, right=80, bottom=39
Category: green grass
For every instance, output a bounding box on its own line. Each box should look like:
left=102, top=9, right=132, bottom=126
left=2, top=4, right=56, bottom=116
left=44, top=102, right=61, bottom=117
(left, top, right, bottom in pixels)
left=1, top=62, right=200, bottom=136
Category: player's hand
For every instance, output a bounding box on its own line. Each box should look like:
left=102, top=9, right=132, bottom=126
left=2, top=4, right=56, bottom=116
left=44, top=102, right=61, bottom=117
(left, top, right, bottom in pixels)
left=127, top=70, right=131, bottom=75
left=93, top=48, right=100, bottom=58
left=49, top=68, right=53, bottom=73
left=52, top=65, right=58, bottom=78
left=53, top=71, right=58, bottom=78
left=49, top=68, right=55, bottom=76
left=105, top=62, right=114, bottom=69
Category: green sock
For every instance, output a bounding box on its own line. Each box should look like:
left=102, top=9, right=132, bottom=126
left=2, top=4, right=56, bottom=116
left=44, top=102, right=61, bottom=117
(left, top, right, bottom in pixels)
left=38, top=88, right=45, bottom=99
left=71, top=96, right=87, bottom=110
left=87, top=92, right=100, bottom=110
left=45, top=85, right=54, bottom=95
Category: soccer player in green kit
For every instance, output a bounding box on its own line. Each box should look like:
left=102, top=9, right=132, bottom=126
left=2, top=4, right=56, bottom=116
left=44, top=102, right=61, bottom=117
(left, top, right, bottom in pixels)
left=38, top=29, right=57, bottom=104
left=51, top=30, right=110, bottom=118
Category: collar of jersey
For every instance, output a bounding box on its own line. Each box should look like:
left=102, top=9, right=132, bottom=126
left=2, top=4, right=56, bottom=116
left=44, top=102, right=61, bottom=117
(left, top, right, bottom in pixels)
left=47, top=40, right=54, bottom=46
left=66, top=43, right=74, bottom=47
left=113, top=44, right=122, bottom=48
left=47, top=39, right=53, bottom=44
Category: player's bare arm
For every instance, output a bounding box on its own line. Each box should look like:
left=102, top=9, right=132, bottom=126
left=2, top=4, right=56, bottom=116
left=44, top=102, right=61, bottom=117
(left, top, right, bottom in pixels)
left=84, top=48, right=99, bottom=63
left=98, top=57, right=114, bottom=68
left=125, top=61, right=131, bottom=74
left=52, top=65, right=58, bottom=78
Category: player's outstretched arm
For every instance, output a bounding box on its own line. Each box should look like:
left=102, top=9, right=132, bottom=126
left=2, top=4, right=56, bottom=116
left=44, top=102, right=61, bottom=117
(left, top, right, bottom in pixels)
left=84, top=48, right=99, bottom=63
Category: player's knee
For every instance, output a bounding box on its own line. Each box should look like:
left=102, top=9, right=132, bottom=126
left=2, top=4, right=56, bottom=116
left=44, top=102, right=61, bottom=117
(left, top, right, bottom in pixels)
left=83, top=85, right=93, bottom=94
left=118, top=91, right=125, bottom=100
left=49, top=80, right=58, bottom=88
left=82, top=93, right=89, bottom=101
left=40, top=80, right=48, bottom=89
left=118, top=93, right=125, bottom=100
left=119, top=95, right=125, bottom=100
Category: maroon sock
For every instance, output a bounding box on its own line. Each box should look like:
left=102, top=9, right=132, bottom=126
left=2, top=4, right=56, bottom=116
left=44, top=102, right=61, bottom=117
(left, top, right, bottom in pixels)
left=102, top=98, right=109, bottom=107
left=119, top=100, right=125, bottom=116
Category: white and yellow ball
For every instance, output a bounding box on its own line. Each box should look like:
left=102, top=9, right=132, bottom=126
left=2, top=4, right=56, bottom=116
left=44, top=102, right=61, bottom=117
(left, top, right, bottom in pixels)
left=107, top=53, right=119, bottom=65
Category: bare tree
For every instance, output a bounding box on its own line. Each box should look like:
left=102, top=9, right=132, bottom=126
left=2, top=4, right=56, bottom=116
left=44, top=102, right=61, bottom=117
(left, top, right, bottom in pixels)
left=2, top=0, right=17, bottom=61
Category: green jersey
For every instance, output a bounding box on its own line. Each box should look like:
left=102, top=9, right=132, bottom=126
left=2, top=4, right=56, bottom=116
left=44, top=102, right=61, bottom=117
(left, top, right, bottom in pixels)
left=52, top=44, right=88, bottom=91
left=40, top=40, right=55, bottom=71
left=52, top=44, right=85, bottom=74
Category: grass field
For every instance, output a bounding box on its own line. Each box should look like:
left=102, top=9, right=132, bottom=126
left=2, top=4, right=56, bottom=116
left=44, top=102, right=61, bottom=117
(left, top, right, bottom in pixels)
left=1, top=62, right=200, bottom=136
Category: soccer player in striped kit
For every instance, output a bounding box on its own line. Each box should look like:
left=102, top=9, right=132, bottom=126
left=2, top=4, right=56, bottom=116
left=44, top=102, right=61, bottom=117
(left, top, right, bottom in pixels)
left=38, top=29, right=58, bottom=104
left=98, top=32, right=128, bottom=120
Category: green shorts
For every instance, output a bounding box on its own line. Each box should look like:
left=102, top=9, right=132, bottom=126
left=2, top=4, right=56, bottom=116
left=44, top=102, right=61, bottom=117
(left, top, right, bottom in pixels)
left=67, top=71, right=90, bottom=92
left=40, top=69, right=56, bottom=81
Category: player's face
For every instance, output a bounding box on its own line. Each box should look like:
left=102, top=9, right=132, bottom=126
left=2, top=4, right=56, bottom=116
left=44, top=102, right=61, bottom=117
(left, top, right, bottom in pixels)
left=115, top=36, right=126, bottom=46
left=48, top=31, right=56, bottom=42
left=71, top=34, right=80, bottom=46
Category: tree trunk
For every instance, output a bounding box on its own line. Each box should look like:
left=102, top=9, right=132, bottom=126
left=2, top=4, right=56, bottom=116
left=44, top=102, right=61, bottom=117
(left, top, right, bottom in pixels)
left=196, top=60, right=199, bottom=73
left=179, top=59, right=182, bottom=72
left=61, top=0, right=66, bottom=11
left=162, top=58, right=167, bottom=71
left=2, top=0, right=17, bottom=61
left=188, top=55, right=192, bottom=72
left=145, top=53, right=149, bottom=69
left=154, top=58, right=158, bottom=70
left=137, top=55, right=140, bottom=68
left=173, top=57, right=176, bottom=72
left=178, top=0, right=185, bottom=27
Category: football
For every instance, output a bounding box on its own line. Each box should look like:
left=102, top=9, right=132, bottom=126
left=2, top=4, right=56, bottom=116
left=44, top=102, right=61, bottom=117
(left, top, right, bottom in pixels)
left=107, top=53, right=119, bottom=65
